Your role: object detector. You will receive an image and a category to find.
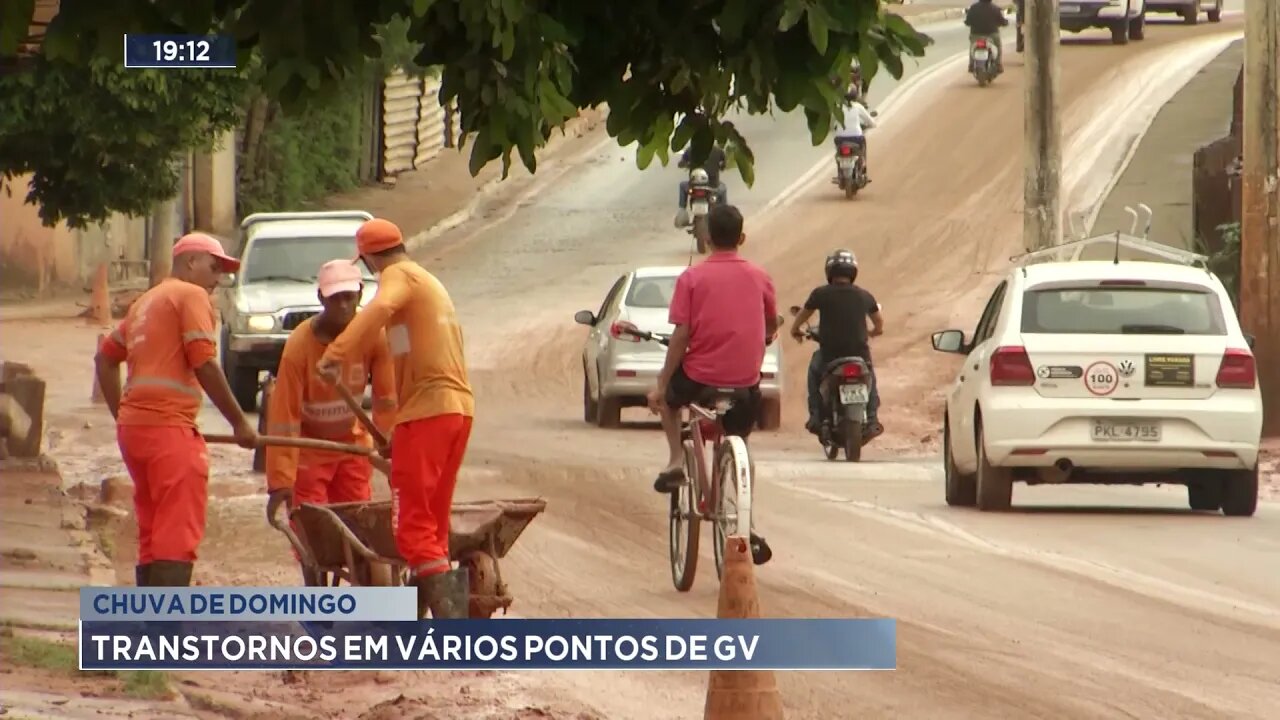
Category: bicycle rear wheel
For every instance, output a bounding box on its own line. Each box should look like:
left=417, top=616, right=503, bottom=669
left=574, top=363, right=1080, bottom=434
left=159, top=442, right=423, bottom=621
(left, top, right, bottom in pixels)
left=669, top=438, right=700, bottom=591
left=712, top=436, right=754, bottom=581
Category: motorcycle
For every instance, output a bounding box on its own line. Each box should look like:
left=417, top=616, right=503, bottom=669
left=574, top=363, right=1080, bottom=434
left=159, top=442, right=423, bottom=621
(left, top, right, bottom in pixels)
left=834, top=138, right=868, bottom=200
left=969, top=36, right=1001, bottom=86
left=789, top=307, right=879, bottom=462
left=685, top=178, right=718, bottom=254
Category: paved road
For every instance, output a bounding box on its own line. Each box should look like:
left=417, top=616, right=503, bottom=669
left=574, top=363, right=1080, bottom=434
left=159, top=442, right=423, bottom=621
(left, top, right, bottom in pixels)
left=401, top=10, right=1280, bottom=719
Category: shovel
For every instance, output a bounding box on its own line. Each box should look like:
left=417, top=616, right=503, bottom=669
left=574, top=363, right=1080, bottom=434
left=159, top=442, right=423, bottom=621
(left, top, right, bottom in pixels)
left=203, top=433, right=391, bottom=475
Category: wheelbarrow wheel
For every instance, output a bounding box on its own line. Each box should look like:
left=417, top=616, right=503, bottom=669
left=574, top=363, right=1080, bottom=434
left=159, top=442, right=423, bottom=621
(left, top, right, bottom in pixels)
left=460, top=551, right=509, bottom=618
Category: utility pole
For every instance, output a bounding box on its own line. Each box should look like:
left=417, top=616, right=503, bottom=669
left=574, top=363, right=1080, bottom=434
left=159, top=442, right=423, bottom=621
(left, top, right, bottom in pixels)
left=148, top=196, right=176, bottom=288
left=1024, top=0, right=1063, bottom=251
left=1240, top=0, right=1280, bottom=435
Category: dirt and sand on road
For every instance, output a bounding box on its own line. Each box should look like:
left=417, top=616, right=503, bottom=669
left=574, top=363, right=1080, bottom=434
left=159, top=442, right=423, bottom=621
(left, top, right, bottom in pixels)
left=3, top=10, right=1278, bottom=720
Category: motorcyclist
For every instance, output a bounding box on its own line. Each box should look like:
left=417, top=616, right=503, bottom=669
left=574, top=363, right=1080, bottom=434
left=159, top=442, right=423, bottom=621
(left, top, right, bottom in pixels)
left=831, top=91, right=877, bottom=184
left=789, top=250, right=885, bottom=439
left=675, top=143, right=728, bottom=227
left=964, top=0, right=1009, bottom=72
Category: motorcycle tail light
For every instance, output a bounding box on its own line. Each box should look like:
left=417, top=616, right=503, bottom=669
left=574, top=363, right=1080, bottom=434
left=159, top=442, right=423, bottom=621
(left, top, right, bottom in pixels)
left=975, top=39, right=988, bottom=48
left=838, top=145, right=853, bottom=156
left=841, top=363, right=863, bottom=379
left=691, top=189, right=707, bottom=199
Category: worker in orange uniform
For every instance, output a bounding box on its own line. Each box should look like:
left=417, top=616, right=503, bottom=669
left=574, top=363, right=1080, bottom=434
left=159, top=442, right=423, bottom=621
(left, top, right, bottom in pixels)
left=316, top=218, right=474, bottom=619
left=94, top=233, right=259, bottom=588
left=265, top=260, right=398, bottom=583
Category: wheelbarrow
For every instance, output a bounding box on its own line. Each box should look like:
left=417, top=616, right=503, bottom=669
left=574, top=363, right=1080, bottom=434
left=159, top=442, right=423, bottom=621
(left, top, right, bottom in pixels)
left=268, top=497, right=547, bottom=619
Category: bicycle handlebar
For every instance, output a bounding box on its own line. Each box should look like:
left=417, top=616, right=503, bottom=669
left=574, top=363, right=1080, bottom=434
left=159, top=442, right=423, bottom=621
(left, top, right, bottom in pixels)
left=614, top=321, right=779, bottom=349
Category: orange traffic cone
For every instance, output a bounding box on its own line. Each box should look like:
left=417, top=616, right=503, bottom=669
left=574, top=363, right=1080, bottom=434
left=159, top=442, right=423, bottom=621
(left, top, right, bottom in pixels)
left=703, top=535, right=785, bottom=720
left=91, top=334, right=106, bottom=404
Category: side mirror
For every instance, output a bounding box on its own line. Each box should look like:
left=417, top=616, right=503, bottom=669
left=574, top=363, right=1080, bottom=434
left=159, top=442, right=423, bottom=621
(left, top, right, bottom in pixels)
left=931, top=329, right=967, bottom=354
left=574, top=310, right=596, bottom=326
left=1244, top=332, right=1256, bottom=349
left=788, top=305, right=802, bottom=316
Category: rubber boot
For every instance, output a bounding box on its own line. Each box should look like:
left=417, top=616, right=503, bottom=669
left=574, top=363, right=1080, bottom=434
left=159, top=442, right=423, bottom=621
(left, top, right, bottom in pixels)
left=148, top=560, right=194, bottom=587
left=421, top=567, right=470, bottom=620
left=134, top=563, right=152, bottom=587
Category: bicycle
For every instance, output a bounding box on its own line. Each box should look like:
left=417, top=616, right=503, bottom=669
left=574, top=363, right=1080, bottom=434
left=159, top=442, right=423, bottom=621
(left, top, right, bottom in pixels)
left=614, top=322, right=762, bottom=592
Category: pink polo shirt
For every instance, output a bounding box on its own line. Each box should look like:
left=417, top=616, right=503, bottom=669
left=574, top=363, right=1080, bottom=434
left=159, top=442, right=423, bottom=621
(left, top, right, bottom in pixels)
left=668, top=251, right=777, bottom=388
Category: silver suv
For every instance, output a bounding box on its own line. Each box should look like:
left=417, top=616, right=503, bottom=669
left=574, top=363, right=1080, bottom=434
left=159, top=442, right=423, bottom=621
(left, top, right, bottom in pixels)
left=218, top=211, right=377, bottom=411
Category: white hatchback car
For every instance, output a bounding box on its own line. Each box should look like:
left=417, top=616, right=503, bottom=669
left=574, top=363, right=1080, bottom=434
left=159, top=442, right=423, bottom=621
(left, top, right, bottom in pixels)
left=931, top=236, right=1262, bottom=516
left=574, top=266, right=783, bottom=430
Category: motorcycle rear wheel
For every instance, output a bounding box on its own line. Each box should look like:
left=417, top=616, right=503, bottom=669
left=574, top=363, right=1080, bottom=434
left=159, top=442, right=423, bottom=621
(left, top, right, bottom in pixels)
left=842, top=418, right=863, bottom=462
left=692, top=215, right=709, bottom=254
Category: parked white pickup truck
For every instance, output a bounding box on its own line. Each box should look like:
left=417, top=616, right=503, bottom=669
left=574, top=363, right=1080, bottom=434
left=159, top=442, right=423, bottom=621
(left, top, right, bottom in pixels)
left=217, top=211, right=376, bottom=411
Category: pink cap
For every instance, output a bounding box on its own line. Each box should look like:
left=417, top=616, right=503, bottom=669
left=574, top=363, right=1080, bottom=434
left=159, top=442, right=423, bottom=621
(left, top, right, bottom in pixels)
left=317, top=259, right=364, bottom=298
left=172, top=233, right=240, bottom=271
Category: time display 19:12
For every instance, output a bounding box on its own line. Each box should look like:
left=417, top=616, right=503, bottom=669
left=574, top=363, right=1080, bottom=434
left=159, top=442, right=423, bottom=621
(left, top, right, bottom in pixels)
left=123, top=34, right=236, bottom=68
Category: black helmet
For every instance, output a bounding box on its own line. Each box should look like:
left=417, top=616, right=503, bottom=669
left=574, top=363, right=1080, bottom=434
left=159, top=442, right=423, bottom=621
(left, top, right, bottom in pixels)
left=825, top=249, right=858, bottom=281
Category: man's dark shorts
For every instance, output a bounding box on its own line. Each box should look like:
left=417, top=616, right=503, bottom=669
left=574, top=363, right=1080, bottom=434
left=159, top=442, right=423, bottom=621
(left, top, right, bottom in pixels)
left=664, top=365, right=761, bottom=438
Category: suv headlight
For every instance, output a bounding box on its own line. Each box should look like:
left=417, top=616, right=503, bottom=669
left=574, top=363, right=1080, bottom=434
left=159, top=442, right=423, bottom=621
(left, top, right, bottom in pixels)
left=243, top=314, right=276, bottom=332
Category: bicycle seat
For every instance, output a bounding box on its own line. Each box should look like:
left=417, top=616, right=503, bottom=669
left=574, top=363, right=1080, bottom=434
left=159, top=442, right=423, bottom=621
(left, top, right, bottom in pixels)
left=695, top=386, right=754, bottom=410
left=823, top=356, right=868, bottom=375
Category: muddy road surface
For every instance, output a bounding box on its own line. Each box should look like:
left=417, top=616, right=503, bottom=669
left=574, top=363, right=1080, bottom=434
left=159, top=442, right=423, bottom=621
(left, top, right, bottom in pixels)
left=6, top=11, right=1278, bottom=720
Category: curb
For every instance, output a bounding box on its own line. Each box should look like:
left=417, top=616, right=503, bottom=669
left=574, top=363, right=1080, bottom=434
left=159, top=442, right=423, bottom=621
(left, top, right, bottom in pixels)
left=895, top=8, right=968, bottom=26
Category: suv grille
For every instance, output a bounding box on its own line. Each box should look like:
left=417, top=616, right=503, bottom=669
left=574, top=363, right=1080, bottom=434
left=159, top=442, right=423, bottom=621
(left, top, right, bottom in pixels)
left=282, top=311, right=318, bottom=331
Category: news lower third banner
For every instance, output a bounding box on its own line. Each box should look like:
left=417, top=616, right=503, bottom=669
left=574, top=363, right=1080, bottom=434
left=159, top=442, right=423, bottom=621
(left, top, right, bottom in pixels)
left=79, top=588, right=896, bottom=671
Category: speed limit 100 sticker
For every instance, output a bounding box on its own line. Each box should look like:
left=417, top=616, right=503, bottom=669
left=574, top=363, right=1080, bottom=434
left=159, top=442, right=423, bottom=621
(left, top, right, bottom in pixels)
left=1084, top=361, right=1119, bottom=396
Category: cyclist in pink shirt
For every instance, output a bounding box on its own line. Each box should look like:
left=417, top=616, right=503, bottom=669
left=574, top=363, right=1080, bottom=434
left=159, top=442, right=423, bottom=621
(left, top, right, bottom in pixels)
left=646, top=204, right=779, bottom=564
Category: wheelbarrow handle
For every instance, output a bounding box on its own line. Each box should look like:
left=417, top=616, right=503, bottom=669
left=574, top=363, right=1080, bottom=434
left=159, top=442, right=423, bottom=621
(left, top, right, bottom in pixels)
left=267, top=501, right=319, bottom=571
left=205, top=433, right=372, bottom=455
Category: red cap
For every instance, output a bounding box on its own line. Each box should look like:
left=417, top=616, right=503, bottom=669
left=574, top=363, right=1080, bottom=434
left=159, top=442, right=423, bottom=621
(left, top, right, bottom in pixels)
left=173, top=233, right=240, bottom=272
left=355, top=218, right=404, bottom=257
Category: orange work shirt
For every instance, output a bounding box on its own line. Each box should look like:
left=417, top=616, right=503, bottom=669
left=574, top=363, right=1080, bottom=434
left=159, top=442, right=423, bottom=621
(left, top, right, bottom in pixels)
left=322, top=261, right=473, bottom=426
left=97, top=277, right=218, bottom=428
left=265, top=316, right=398, bottom=492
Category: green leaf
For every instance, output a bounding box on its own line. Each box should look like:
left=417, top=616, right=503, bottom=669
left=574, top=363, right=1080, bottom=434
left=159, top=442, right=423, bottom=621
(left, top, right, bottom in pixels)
left=0, top=0, right=35, bottom=56
left=778, top=0, right=806, bottom=31
left=718, top=0, right=750, bottom=43
left=670, top=114, right=697, bottom=152
left=807, top=5, right=833, bottom=55
left=413, top=0, right=437, bottom=17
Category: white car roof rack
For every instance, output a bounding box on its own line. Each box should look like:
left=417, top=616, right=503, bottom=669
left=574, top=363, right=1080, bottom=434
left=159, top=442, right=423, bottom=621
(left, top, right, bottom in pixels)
left=240, top=210, right=374, bottom=230
left=1009, top=203, right=1209, bottom=271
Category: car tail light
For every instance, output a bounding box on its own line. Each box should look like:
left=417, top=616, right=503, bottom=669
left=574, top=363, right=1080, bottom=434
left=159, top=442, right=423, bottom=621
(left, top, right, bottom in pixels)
left=841, top=363, right=863, bottom=379
left=1215, top=348, right=1256, bottom=389
left=990, top=346, right=1036, bottom=386
left=838, top=145, right=853, bottom=156
left=610, top=322, right=640, bottom=342
left=974, top=39, right=988, bottom=48
left=1098, top=279, right=1147, bottom=286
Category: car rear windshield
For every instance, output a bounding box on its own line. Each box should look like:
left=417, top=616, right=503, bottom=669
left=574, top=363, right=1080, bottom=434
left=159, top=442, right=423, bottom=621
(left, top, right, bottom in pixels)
left=625, top=275, right=678, bottom=308
left=243, top=236, right=377, bottom=283
left=1021, top=286, right=1227, bottom=335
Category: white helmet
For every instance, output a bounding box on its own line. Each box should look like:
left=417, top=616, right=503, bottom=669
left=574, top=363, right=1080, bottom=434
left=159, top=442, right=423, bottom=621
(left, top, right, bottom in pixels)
left=690, top=168, right=710, bottom=185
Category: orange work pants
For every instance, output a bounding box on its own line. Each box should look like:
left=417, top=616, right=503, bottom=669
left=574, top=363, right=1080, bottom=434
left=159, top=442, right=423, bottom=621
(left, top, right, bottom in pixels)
left=117, top=425, right=209, bottom=564
left=288, top=456, right=373, bottom=561
left=389, top=414, right=472, bottom=577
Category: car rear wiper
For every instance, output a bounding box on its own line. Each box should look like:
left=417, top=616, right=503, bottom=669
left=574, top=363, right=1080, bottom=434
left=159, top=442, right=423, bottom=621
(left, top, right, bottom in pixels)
left=1120, top=324, right=1186, bottom=334
left=246, top=275, right=315, bottom=284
